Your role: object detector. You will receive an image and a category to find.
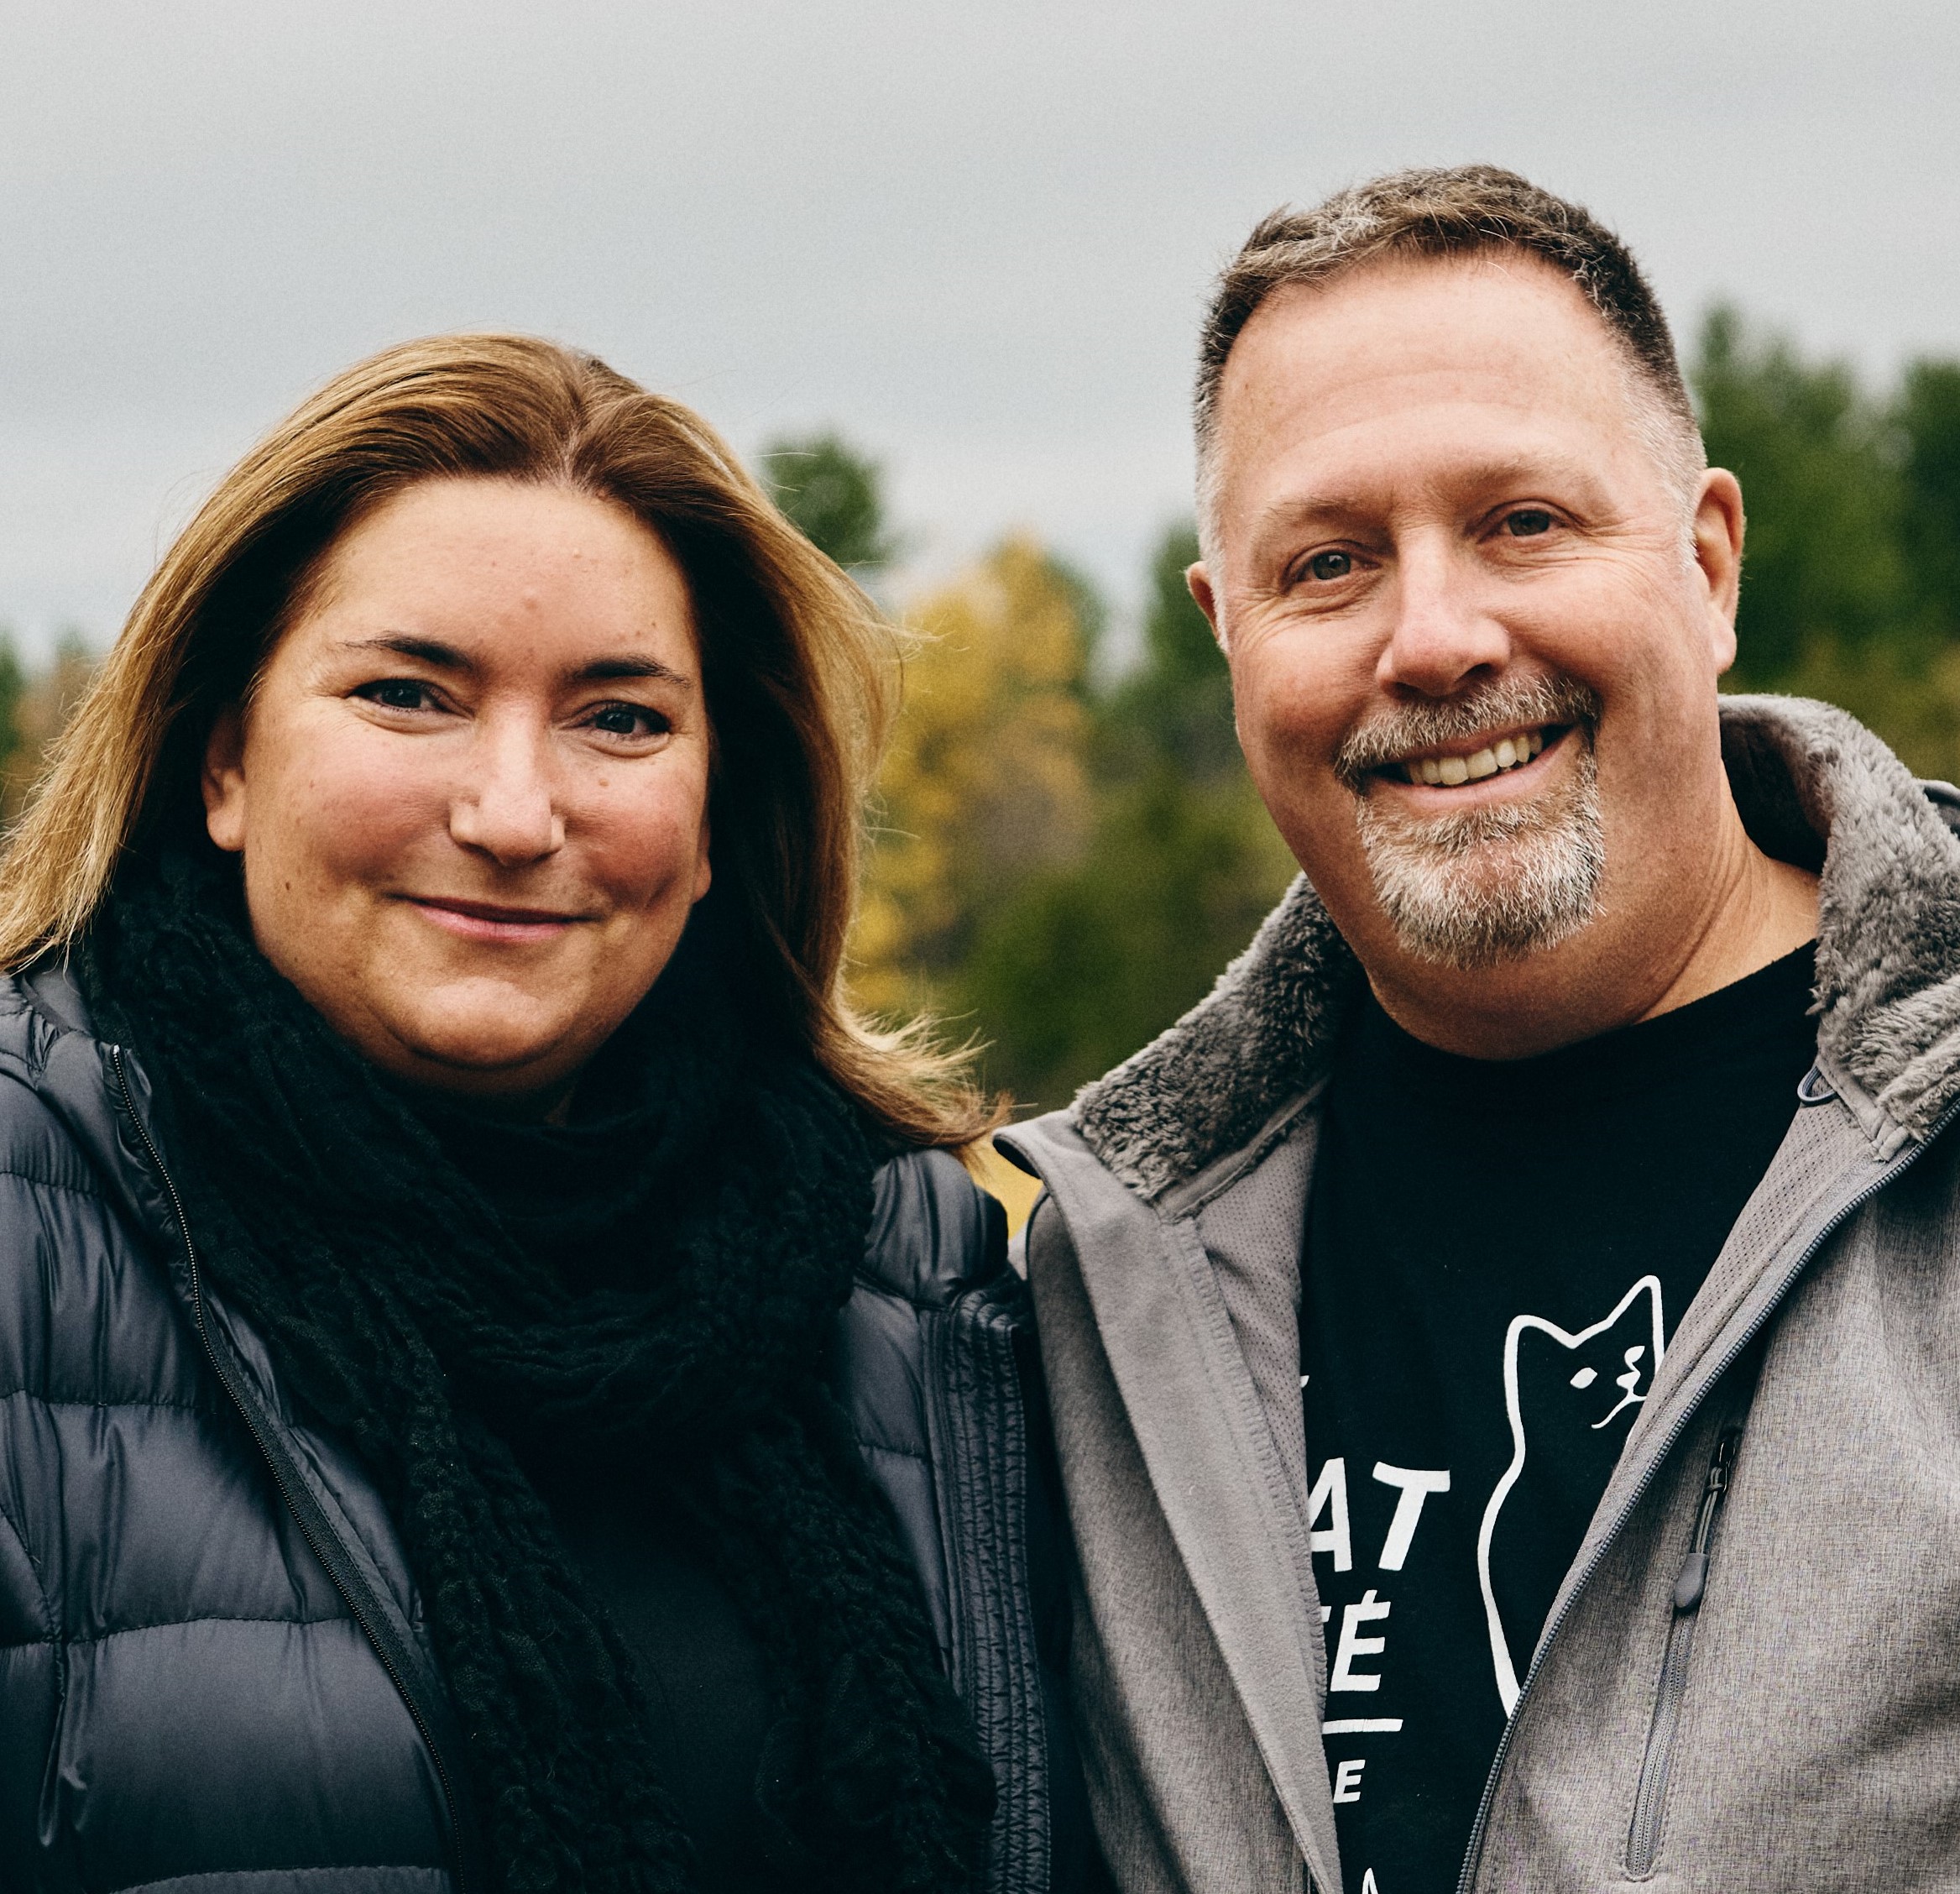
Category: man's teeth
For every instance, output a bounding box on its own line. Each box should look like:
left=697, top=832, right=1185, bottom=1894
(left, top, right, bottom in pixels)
left=1405, top=729, right=1546, bottom=787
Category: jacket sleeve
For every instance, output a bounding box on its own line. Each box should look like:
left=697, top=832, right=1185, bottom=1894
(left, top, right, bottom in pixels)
left=0, top=1075, right=139, bottom=1888
left=1013, top=1253, right=1118, bottom=1894
left=842, top=1151, right=1115, bottom=1894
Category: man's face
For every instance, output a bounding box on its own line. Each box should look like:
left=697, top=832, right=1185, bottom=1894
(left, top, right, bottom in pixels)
left=1192, top=254, right=1743, bottom=1007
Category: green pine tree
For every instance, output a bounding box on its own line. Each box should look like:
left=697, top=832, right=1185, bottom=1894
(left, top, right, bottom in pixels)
left=760, top=432, right=897, bottom=573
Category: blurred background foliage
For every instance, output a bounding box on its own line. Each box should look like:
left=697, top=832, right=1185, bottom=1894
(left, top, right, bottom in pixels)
left=0, top=630, right=98, bottom=827
left=1701, top=310, right=1960, bottom=769
left=1, top=317, right=1955, bottom=1116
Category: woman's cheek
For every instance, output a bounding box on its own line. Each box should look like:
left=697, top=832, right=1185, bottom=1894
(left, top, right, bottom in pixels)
left=579, top=773, right=711, bottom=907
left=293, top=740, right=452, bottom=889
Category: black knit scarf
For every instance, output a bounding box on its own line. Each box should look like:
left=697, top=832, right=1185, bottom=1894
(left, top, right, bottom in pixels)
left=81, top=843, right=992, bottom=1894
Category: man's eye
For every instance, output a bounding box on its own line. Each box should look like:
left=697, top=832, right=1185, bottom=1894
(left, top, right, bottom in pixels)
left=1304, top=550, right=1353, bottom=583
left=359, top=680, right=436, bottom=711
left=1505, top=509, right=1555, bottom=538
left=588, top=703, right=668, bottom=739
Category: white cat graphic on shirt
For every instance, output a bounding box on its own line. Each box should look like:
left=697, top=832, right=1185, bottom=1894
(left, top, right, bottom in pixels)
left=1475, top=1276, right=1665, bottom=1712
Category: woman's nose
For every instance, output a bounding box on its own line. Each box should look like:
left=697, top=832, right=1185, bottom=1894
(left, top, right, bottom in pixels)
left=1375, top=543, right=1512, bottom=698
left=448, top=725, right=565, bottom=864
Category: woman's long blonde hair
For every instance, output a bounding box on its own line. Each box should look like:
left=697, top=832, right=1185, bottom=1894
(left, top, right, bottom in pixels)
left=0, top=334, right=994, bottom=1148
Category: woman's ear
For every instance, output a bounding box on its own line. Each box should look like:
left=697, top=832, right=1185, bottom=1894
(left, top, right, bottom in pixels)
left=202, top=706, right=248, bottom=854
left=692, top=808, right=713, bottom=904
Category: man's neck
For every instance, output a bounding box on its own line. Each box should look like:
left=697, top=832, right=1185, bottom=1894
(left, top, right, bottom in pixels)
left=1630, top=843, right=1818, bottom=1023
left=1362, top=803, right=1821, bottom=1062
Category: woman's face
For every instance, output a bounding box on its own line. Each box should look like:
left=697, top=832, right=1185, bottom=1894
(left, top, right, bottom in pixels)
left=203, top=476, right=714, bottom=1107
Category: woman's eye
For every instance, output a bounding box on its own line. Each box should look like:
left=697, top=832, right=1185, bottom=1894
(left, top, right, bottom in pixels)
left=588, top=703, right=669, bottom=740
left=358, top=679, right=436, bottom=712
left=1304, top=550, right=1353, bottom=583
left=1505, top=509, right=1555, bottom=538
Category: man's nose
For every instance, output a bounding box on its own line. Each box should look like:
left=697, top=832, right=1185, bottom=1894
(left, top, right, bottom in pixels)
left=1375, top=541, right=1512, bottom=698
left=448, top=720, right=565, bottom=865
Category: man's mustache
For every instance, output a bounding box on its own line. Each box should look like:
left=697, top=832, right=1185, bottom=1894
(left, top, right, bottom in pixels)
left=1333, top=677, right=1603, bottom=792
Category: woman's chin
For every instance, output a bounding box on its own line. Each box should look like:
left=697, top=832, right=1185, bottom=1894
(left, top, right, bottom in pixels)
left=354, top=1008, right=594, bottom=1101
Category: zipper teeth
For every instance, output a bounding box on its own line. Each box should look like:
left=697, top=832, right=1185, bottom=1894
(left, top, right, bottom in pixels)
left=1453, top=1094, right=1960, bottom=1894
left=1624, top=1424, right=1740, bottom=1873
left=972, top=1289, right=1046, bottom=1888
left=110, top=1045, right=470, bottom=1893
left=1626, top=1578, right=1700, bottom=1870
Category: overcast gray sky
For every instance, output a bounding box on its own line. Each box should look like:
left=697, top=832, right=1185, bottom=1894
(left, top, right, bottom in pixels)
left=3, top=0, right=1956, bottom=657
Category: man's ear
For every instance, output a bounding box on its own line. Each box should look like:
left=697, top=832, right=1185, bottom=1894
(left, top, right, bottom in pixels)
left=1187, top=562, right=1229, bottom=657
left=202, top=706, right=248, bottom=854
left=1694, top=469, right=1746, bottom=675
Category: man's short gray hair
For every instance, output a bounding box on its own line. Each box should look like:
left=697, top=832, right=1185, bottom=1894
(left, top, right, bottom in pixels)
left=1194, top=165, right=1707, bottom=550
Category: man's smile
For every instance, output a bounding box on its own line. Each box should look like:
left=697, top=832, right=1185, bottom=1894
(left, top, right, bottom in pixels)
left=1395, top=725, right=1560, bottom=784
left=1389, top=724, right=1571, bottom=788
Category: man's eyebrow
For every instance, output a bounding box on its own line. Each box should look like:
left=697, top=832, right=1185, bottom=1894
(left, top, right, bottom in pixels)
left=340, top=636, right=693, bottom=689
left=1254, top=492, right=1367, bottom=531
left=1246, top=492, right=1374, bottom=549
left=1250, top=457, right=1611, bottom=540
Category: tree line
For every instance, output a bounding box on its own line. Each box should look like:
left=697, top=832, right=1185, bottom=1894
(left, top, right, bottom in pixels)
left=2, top=308, right=1955, bottom=1113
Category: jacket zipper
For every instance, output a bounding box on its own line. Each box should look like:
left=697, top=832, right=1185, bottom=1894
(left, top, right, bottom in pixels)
left=109, top=1045, right=472, bottom=1894
left=1454, top=1089, right=1960, bottom=1894
left=1624, top=1425, right=1739, bottom=1876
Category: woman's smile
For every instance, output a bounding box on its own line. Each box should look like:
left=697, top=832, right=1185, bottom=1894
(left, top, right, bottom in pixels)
left=402, top=892, right=593, bottom=944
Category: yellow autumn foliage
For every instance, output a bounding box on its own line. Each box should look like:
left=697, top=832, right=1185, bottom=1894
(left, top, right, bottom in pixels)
left=0, top=633, right=97, bottom=826
left=852, top=537, right=1095, bottom=1018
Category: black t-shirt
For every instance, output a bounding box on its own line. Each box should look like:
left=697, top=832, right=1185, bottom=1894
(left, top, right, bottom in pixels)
left=1299, top=944, right=1817, bottom=1894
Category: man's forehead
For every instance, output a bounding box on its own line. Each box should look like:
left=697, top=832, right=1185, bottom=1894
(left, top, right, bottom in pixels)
left=1209, top=254, right=1647, bottom=499
left=1207, top=254, right=1654, bottom=525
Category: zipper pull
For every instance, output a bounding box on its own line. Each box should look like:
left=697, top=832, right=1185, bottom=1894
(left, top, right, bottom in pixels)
left=1672, top=1429, right=1738, bottom=1612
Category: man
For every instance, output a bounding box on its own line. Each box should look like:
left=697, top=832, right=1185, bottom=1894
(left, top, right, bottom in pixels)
left=1002, top=165, right=1960, bottom=1893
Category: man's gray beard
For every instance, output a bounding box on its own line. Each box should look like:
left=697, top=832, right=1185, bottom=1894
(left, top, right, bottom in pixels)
left=1341, top=681, right=1607, bottom=971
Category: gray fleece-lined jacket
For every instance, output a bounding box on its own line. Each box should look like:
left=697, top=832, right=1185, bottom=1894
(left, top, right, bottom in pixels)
left=1002, top=696, right=1960, bottom=1894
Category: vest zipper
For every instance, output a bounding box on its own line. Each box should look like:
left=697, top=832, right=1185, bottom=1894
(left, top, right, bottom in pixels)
left=1625, top=1425, right=1739, bottom=1876
left=109, top=1045, right=472, bottom=1894
left=1454, top=1087, right=1960, bottom=1894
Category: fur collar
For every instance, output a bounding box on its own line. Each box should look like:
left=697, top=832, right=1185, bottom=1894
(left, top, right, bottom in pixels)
left=1071, top=695, right=1960, bottom=1196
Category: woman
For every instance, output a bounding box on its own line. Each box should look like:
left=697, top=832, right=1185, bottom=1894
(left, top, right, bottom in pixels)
left=0, top=337, right=1098, bottom=1894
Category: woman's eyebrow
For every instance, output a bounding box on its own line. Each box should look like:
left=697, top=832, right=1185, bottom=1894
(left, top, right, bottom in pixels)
left=345, top=632, right=470, bottom=669
left=340, top=636, right=693, bottom=690
left=574, top=655, right=693, bottom=688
